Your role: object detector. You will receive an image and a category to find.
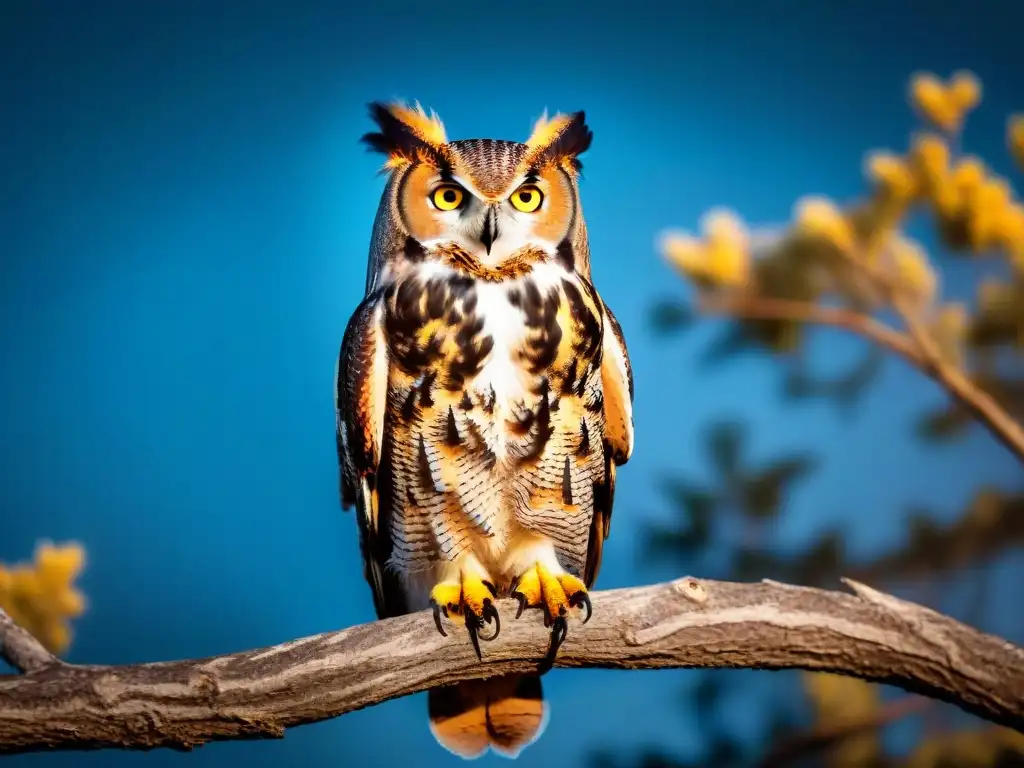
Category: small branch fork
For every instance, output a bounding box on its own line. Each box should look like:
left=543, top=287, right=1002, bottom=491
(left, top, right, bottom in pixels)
left=0, top=607, right=60, bottom=674
left=697, top=289, right=1024, bottom=464
left=1, top=576, right=1022, bottom=755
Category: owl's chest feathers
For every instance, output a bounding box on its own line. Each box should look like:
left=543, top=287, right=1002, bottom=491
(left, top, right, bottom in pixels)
left=378, top=262, right=607, bottom=582
left=381, top=263, right=604, bottom=459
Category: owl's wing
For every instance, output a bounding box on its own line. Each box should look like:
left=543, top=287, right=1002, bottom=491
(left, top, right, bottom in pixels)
left=584, top=299, right=635, bottom=587
left=336, top=291, right=406, bottom=619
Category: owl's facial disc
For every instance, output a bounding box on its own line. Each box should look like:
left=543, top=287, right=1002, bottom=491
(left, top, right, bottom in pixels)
left=400, top=163, right=574, bottom=266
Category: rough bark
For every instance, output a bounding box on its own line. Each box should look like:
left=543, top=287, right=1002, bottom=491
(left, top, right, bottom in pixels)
left=0, top=608, right=59, bottom=674
left=1, top=576, right=1022, bottom=755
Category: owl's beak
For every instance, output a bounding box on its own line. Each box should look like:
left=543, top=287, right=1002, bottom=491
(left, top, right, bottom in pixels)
left=479, top=207, right=499, bottom=255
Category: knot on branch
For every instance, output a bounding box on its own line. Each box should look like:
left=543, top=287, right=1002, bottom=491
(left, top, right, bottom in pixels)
left=672, top=576, right=709, bottom=604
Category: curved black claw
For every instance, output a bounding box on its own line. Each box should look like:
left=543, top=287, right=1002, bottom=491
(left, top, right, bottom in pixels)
left=512, top=590, right=528, bottom=619
left=467, top=615, right=483, bottom=660
left=465, top=601, right=501, bottom=660
left=569, top=590, right=593, bottom=624
left=547, top=615, right=568, bottom=660
left=431, top=601, right=448, bottom=637
left=478, top=601, right=501, bottom=642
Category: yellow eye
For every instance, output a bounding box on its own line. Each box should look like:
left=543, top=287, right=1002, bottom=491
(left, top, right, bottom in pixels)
left=510, top=184, right=543, bottom=213
left=432, top=185, right=465, bottom=211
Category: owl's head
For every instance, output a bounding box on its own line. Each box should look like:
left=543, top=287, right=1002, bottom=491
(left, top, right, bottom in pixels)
left=361, top=102, right=593, bottom=287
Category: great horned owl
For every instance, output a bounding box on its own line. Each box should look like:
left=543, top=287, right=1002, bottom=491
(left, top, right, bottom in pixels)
left=335, top=102, right=634, bottom=759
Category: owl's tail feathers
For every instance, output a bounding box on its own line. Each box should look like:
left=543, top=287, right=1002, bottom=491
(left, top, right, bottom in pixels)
left=428, top=673, right=547, bottom=760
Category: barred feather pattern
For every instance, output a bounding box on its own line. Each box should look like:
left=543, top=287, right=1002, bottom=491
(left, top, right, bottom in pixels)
left=374, top=260, right=608, bottom=582
left=447, top=139, right=528, bottom=198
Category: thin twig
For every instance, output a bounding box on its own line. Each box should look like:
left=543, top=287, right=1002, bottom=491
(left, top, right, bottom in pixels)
left=0, top=606, right=59, bottom=674
left=698, top=293, right=922, bottom=363
left=894, top=286, right=1024, bottom=463
left=854, top=239, right=1024, bottom=464
left=0, top=576, right=1022, bottom=755
left=697, top=290, right=1024, bottom=464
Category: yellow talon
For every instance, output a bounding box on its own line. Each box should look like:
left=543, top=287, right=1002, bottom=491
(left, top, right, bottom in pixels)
left=558, top=573, right=588, bottom=609
left=461, top=574, right=495, bottom=618
left=430, top=582, right=464, bottom=615
left=537, top=563, right=568, bottom=623
left=511, top=563, right=592, bottom=627
left=511, top=566, right=541, bottom=615
left=429, top=572, right=499, bottom=659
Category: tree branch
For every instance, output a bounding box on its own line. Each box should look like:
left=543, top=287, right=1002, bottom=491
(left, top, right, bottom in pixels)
left=1, top=576, right=1022, bottom=755
left=868, top=248, right=1024, bottom=466
left=698, top=293, right=922, bottom=363
left=698, top=291, right=1024, bottom=464
left=0, top=607, right=60, bottom=674
left=896, top=293, right=1024, bottom=464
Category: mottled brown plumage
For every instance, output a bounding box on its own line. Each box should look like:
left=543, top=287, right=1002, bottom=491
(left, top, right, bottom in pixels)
left=336, top=102, right=634, bottom=760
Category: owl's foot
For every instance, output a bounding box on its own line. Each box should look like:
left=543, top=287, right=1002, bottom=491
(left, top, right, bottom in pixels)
left=429, top=573, right=500, bottom=660
left=510, top=562, right=591, bottom=656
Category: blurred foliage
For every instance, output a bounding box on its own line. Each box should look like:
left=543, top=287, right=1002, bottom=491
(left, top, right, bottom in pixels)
left=903, top=727, right=1024, bottom=768
left=797, top=674, right=884, bottom=767
left=0, top=541, right=87, bottom=657
left=644, top=419, right=818, bottom=579
left=652, top=70, right=1024, bottom=433
left=601, top=70, right=1024, bottom=767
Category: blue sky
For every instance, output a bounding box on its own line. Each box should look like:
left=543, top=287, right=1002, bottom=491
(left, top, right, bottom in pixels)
left=1, top=1, right=1022, bottom=766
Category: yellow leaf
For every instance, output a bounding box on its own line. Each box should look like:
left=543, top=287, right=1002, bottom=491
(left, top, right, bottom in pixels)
left=0, top=541, right=88, bottom=656
left=702, top=208, right=749, bottom=251
left=662, top=235, right=749, bottom=288
left=994, top=204, right=1024, bottom=265
left=663, top=209, right=752, bottom=287
left=910, top=133, right=950, bottom=191
left=9, top=567, right=44, bottom=601
left=968, top=177, right=1015, bottom=252
left=977, top=176, right=1012, bottom=212
left=947, top=69, right=982, bottom=113
left=706, top=244, right=750, bottom=286
left=890, top=234, right=938, bottom=304
left=998, top=202, right=1024, bottom=238
left=36, top=541, right=86, bottom=588
left=865, top=151, right=919, bottom=202
left=951, top=157, right=987, bottom=198
left=931, top=179, right=962, bottom=218
left=909, top=72, right=959, bottom=132
left=793, top=195, right=856, bottom=252
left=662, top=233, right=707, bottom=273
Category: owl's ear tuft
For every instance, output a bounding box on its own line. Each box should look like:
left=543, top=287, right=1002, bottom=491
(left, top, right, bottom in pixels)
left=525, top=110, right=593, bottom=173
left=362, top=101, right=448, bottom=170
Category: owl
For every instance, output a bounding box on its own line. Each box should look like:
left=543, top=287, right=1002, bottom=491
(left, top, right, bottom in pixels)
left=335, top=101, right=634, bottom=760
